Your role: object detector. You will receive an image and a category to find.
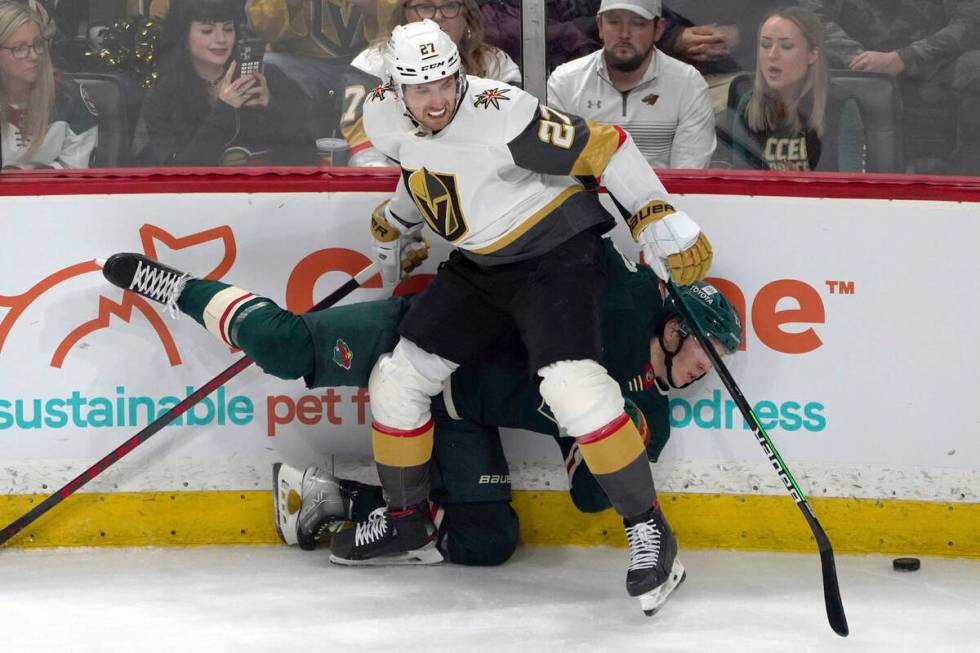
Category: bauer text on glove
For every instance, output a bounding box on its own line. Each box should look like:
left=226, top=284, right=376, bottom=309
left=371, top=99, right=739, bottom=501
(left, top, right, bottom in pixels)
left=628, top=202, right=712, bottom=285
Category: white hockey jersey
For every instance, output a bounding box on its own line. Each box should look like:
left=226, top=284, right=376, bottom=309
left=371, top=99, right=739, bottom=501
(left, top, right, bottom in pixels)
left=364, top=75, right=682, bottom=264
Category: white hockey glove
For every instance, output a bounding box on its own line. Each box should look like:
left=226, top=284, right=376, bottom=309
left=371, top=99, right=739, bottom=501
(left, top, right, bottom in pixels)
left=628, top=202, right=712, bottom=285
left=370, top=200, right=430, bottom=285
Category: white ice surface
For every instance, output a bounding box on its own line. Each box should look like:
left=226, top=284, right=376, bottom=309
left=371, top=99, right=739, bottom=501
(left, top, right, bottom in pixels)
left=0, top=546, right=977, bottom=653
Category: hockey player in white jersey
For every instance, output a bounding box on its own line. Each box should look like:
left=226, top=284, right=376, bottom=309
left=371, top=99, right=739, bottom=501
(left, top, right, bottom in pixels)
left=335, top=19, right=712, bottom=616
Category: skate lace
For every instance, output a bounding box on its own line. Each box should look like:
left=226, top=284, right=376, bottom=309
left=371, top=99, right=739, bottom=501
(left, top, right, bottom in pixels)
left=626, top=520, right=661, bottom=572
left=354, top=507, right=390, bottom=546
left=131, top=259, right=189, bottom=319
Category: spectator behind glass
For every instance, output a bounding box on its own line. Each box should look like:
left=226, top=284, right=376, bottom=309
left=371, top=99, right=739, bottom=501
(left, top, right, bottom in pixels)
left=801, top=0, right=980, bottom=175
left=656, top=1, right=782, bottom=113
left=479, top=0, right=603, bottom=73
left=133, top=0, right=315, bottom=166
left=732, top=6, right=864, bottom=172
left=547, top=0, right=715, bottom=169
left=245, top=0, right=395, bottom=138
left=341, top=0, right=520, bottom=166
left=0, top=0, right=97, bottom=169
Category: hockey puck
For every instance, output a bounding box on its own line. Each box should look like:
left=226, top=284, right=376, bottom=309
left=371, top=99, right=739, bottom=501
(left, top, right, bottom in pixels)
left=893, top=557, right=920, bottom=571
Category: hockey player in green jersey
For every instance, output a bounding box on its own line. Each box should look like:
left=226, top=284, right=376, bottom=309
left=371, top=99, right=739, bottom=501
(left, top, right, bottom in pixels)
left=100, top=237, right=741, bottom=615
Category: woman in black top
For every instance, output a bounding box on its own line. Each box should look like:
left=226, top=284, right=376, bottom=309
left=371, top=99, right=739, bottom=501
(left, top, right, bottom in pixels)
left=135, top=0, right=315, bottom=166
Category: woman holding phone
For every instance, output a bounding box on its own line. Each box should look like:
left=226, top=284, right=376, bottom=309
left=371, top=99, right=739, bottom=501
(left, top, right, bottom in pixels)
left=134, top=0, right=316, bottom=166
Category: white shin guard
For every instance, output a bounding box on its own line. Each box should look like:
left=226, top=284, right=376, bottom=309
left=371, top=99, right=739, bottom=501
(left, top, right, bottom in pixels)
left=368, top=338, right=458, bottom=430
left=538, top=359, right=625, bottom=438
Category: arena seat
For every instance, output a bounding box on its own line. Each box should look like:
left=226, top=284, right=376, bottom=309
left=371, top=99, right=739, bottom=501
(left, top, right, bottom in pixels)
left=62, top=72, right=132, bottom=167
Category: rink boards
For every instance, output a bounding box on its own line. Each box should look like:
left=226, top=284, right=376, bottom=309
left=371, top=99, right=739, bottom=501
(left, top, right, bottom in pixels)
left=1, top=171, right=978, bottom=555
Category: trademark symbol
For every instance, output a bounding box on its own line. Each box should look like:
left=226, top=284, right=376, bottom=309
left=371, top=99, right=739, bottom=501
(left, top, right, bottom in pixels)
left=825, top=280, right=855, bottom=295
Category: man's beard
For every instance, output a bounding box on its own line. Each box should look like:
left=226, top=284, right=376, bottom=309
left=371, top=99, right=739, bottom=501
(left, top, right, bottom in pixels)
left=605, top=43, right=655, bottom=73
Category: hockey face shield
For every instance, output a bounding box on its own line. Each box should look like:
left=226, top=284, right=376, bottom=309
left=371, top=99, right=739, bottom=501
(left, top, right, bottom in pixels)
left=383, top=19, right=466, bottom=132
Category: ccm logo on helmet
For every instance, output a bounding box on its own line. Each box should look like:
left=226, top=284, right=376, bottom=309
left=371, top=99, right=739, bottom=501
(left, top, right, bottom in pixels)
left=421, top=61, right=446, bottom=71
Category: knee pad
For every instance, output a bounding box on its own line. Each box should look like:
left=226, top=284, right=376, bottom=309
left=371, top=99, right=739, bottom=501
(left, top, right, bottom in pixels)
left=368, top=339, right=457, bottom=429
left=538, top=359, right=624, bottom=437
left=440, top=502, right=519, bottom=567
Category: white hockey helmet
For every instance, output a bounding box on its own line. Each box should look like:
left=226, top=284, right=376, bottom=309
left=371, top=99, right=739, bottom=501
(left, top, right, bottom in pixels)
left=383, top=19, right=462, bottom=86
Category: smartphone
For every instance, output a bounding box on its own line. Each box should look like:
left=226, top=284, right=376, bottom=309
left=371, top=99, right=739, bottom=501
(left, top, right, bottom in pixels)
left=233, top=37, right=265, bottom=80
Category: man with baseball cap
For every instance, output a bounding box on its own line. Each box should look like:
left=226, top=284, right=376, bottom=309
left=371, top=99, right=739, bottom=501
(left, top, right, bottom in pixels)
left=547, top=0, right=716, bottom=169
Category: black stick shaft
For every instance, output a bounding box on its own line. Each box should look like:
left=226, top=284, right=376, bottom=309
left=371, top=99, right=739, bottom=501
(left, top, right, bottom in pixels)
left=664, top=279, right=848, bottom=637
left=0, top=264, right=376, bottom=547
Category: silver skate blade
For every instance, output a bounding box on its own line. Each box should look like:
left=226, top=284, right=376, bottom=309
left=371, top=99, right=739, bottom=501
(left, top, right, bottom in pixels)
left=272, top=462, right=305, bottom=546
left=639, top=558, right=686, bottom=617
left=328, top=542, right=445, bottom=567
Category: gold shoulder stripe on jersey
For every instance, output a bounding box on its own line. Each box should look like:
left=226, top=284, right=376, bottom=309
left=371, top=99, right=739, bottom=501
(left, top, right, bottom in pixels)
left=569, top=120, right=621, bottom=177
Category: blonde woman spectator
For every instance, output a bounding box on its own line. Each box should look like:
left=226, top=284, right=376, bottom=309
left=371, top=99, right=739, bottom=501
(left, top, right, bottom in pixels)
left=0, top=0, right=96, bottom=169
left=732, top=6, right=864, bottom=172
left=341, top=0, right=520, bottom=166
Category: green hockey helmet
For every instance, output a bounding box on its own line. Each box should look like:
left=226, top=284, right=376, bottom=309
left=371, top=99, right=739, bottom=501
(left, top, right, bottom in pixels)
left=669, top=281, right=742, bottom=354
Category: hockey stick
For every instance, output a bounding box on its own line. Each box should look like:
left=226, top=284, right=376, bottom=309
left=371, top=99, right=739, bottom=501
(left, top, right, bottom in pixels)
left=0, top=262, right=378, bottom=547
left=664, top=279, right=849, bottom=637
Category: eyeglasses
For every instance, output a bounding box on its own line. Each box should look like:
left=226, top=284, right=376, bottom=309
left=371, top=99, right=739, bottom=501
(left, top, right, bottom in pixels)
left=0, top=37, right=48, bottom=60
left=405, top=1, right=464, bottom=20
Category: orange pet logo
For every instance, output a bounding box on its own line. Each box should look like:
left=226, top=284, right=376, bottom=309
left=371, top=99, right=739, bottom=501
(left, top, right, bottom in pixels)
left=0, top=224, right=237, bottom=369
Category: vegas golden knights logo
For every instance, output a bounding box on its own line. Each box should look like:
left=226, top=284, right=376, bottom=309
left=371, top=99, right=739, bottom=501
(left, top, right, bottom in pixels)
left=312, top=0, right=368, bottom=58
left=404, top=167, right=468, bottom=242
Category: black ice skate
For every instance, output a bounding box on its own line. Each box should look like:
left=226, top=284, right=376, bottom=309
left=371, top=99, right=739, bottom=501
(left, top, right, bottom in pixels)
left=624, top=502, right=686, bottom=616
left=328, top=502, right=443, bottom=566
left=101, top=252, right=191, bottom=317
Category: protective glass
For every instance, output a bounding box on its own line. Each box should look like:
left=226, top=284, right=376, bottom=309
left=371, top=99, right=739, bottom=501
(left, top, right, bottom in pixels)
left=405, top=1, right=464, bottom=20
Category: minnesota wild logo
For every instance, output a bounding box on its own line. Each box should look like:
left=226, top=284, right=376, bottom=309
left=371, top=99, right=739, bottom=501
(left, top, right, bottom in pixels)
left=332, top=338, right=353, bottom=370
left=403, top=166, right=468, bottom=241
